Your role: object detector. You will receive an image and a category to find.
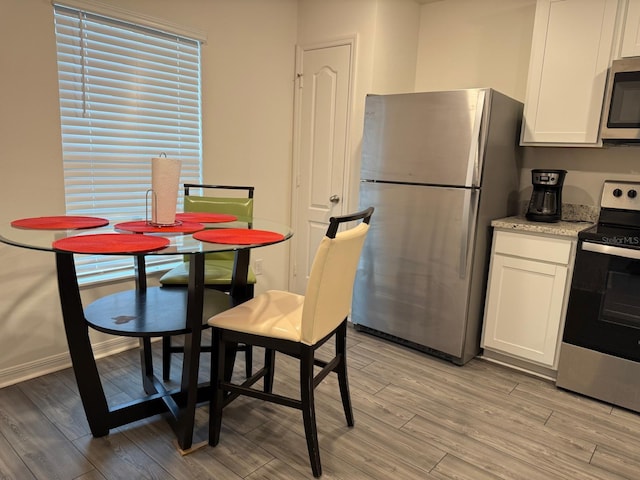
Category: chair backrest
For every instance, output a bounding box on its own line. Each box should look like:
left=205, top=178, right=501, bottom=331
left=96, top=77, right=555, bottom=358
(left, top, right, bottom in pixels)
left=183, top=184, right=254, bottom=261
left=301, top=207, right=374, bottom=345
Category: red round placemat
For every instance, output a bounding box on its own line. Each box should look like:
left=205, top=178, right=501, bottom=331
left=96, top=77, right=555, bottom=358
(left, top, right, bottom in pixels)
left=175, top=212, right=237, bottom=223
left=53, top=234, right=170, bottom=254
left=114, top=220, right=205, bottom=234
left=11, top=215, right=109, bottom=230
left=193, top=228, right=285, bottom=245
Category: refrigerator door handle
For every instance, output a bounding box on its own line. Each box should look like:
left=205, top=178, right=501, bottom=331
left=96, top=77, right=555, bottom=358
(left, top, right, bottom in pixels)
left=465, top=89, right=486, bottom=187
left=459, top=189, right=479, bottom=279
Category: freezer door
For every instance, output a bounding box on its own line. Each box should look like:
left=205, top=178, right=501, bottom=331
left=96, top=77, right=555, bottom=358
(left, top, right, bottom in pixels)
left=352, top=182, right=479, bottom=358
left=361, top=89, right=486, bottom=187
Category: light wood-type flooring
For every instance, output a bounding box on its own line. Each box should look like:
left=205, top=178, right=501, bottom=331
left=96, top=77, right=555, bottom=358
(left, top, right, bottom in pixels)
left=0, top=325, right=639, bottom=479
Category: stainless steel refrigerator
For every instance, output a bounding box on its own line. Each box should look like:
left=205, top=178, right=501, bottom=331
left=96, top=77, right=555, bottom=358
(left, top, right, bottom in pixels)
left=352, top=88, right=523, bottom=365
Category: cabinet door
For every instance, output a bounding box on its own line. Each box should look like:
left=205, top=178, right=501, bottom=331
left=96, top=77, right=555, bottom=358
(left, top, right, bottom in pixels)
left=482, top=254, right=568, bottom=367
left=622, top=0, right=640, bottom=57
left=521, top=0, right=619, bottom=145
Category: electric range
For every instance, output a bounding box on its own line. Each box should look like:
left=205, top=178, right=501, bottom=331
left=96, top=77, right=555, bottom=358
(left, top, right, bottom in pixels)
left=557, top=180, right=640, bottom=412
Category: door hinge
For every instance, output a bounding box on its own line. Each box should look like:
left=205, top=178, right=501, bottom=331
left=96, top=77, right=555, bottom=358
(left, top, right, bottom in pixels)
left=296, top=72, right=303, bottom=88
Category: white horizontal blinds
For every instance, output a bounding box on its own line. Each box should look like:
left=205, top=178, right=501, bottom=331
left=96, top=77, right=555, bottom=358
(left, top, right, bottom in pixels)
left=54, top=5, right=202, bottom=279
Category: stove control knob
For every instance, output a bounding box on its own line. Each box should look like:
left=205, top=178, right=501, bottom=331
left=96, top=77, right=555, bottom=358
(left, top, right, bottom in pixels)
left=629, top=189, right=637, bottom=199
left=613, top=188, right=623, bottom=197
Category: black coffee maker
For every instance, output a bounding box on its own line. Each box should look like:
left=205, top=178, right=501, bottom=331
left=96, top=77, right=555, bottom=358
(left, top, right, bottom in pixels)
left=526, top=169, right=567, bottom=222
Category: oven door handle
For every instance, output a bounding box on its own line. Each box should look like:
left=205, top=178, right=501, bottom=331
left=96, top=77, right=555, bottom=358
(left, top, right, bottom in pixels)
left=582, top=241, right=640, bottom=259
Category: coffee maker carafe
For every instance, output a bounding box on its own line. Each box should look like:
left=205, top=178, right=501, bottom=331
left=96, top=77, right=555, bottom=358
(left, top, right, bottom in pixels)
left=526, top=169, right=567, bottom=222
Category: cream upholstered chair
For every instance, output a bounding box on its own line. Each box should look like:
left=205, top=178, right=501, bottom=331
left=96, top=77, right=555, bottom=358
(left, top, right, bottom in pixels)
left=160, top=183, right=256, bottom=380
left=207, top=207, right=373, bottom=478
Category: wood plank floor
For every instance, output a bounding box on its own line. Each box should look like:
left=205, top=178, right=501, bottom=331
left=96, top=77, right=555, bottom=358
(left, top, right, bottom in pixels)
left=0, top=326, right=639, bottom=479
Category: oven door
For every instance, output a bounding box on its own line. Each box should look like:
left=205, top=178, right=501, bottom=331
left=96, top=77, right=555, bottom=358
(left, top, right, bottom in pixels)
left=563, top=240, right=640, bottom=362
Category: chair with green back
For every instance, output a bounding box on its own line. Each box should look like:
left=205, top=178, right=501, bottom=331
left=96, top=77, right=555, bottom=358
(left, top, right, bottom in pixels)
left=159, top=183, right=256, bottom=380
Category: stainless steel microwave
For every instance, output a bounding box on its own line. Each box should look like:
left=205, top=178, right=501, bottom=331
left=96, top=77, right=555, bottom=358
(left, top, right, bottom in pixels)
left=601, top=57, right=640, bottom=142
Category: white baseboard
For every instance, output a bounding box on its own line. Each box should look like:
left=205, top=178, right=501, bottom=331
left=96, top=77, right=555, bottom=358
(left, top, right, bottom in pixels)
left=0, top=337, right=139, bottom=389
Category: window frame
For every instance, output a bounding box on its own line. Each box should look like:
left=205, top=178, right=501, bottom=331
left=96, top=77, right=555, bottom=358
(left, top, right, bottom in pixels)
left=53, top=3, right=205, bottom=284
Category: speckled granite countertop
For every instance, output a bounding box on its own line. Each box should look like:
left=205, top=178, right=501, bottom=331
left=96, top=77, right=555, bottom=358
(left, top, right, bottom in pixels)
left=491, top=216, right=594, bottom=237
left=492, top=203, right=598, bottom=237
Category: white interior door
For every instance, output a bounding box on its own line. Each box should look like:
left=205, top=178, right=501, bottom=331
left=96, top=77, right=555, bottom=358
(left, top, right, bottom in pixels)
left=290, top=41, right=353, bottom=294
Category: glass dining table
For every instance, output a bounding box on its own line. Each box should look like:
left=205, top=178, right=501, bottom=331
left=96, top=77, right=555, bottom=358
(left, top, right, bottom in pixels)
left=0, top=215, right=292, bottom=452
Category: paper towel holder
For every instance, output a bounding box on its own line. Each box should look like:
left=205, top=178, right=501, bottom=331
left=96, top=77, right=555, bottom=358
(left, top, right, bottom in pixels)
left=145, top=188, right=182, bottom=227
left=146, top=152, right=182, bottom=227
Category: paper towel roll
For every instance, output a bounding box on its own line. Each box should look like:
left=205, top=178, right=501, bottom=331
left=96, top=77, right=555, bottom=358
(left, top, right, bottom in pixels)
left=151, top=156, right=181, bottom=225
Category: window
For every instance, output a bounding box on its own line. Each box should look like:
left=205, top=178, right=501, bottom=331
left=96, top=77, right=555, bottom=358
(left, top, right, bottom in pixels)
left=53, top=4, right=203, bottom=283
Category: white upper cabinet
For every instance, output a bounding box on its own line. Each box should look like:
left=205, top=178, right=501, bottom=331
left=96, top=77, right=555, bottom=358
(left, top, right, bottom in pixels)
left=621, top=0, right=640, bottom=57
left=521, top=0, right=620, bottom=146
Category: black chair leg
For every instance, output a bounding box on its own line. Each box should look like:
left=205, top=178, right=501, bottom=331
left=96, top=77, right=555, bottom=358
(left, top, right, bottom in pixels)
left=300, top=347, right=321, bottom=478
left=263, top=348, right=275, bottom=393
left=245, top=345, right=253, bottom=378
left=336, top=320, right=354, bottom=426
left=162, top=336, right=172, bottom=380
left=209, top=328, right=226, bottom=447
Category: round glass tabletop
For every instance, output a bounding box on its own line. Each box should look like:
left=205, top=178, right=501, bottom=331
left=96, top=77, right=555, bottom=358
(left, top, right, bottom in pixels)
left=0, top=216, right=292, bottom=255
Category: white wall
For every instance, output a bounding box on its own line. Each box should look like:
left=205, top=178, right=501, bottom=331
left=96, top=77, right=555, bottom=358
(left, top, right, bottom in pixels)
left=0, top=0, right=297, bottom=385
left=1, top=0, right=421, bottom=387
left=2, top=0, right=531, bottom=386
left=1, top=0, right=80, bottom=381
left=297, top=0, right=421, bottom=212
left=414, top=0, right=539, bottom=203
left=415, top=0, right=536, bottom=101
left=6, top=0, right=639, bottom=387
left=520, top=146, right=640, bottom=208
left=370, top=0, right=421, bottom=95
left=414, top=0, right=640, bottom=208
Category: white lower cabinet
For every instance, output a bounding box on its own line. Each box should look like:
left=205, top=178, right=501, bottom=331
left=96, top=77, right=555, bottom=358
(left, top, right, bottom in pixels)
left=481, top=230, right=576, bottom=375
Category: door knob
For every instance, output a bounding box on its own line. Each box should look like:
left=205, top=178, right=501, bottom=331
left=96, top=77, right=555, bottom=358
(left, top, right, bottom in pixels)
left=329, top=195, right=340, bottom=203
